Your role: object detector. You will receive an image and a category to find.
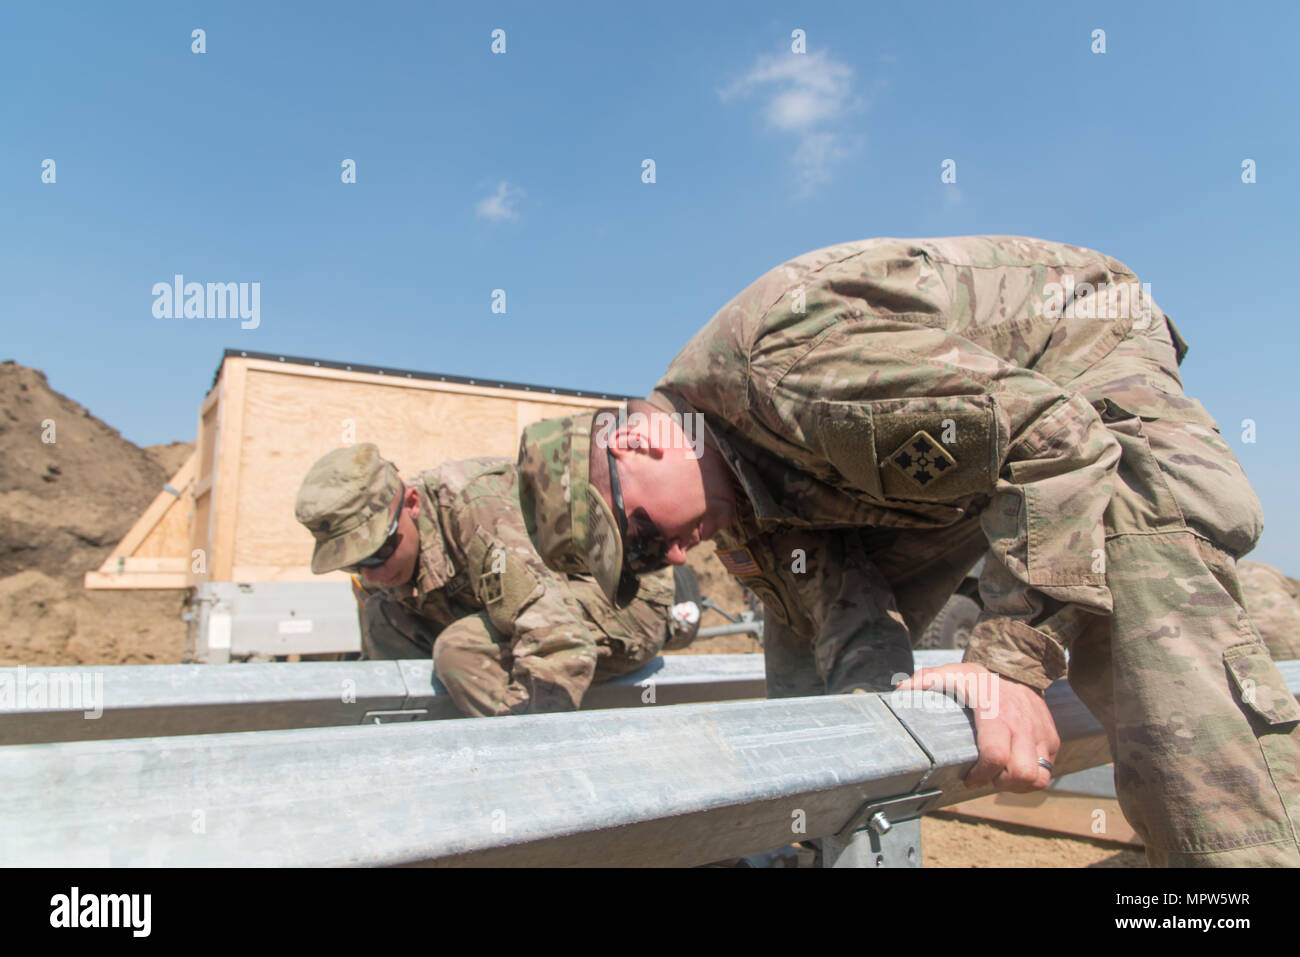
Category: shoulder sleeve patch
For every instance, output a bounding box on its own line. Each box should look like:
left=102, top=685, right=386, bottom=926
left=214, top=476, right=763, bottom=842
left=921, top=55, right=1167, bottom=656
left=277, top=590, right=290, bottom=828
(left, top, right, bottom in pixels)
left=814, top=397, right=996, bottom=503
left=871, top=401, right=996, bottom=502
left=466, top=527, right=543, bottom=631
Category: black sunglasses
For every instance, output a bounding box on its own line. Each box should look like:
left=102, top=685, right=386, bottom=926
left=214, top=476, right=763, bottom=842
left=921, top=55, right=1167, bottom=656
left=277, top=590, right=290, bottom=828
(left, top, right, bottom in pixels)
left=605, top=446, right=669, bottom=573
left=344, top=487, right=405, bottom=572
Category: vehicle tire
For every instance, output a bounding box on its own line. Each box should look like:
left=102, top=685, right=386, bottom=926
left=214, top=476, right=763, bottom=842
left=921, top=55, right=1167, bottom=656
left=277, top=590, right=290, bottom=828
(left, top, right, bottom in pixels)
left=917, top=595, right=980, bottom=650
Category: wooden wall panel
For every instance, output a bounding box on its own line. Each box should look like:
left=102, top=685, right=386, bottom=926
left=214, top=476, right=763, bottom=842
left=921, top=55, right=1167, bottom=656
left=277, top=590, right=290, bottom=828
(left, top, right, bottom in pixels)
left=134, top=495, right=192, bottom=559
left=188, top=392, right=220, bottom=579
left=231, top=366, right=606, bottom=570
left=208, top=362, right=249, bottom=581
left=90, top=354, right=621, bottom=587
left=189, top=492, right=211, bottom=582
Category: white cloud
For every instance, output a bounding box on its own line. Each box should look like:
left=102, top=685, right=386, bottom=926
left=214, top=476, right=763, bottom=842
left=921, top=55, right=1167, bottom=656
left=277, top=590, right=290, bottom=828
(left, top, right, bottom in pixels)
left=720, top=51, right=867, bottom=192
left=720, top=52, right=856, bottom=131
left=475, top=181, right=523, bottom=223
left=792, top=131, right=857, bottom=191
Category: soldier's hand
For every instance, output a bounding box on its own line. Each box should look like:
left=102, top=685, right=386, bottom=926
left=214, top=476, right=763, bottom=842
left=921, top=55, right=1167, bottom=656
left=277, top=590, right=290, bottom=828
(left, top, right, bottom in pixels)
left=895, top=663, right=1059, bottom=793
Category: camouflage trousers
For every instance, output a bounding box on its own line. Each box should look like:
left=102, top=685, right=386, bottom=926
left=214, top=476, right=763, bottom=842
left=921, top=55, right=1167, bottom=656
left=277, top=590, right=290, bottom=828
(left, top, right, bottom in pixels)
left=358, top=579, right=675, bottom=718
left=761, top=519, right=986, bottom=697
left=765, top=320, right=1300, bottom=866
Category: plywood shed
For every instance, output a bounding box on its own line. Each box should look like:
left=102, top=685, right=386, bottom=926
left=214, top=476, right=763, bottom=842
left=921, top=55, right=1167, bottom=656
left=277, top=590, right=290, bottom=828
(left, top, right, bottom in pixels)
left=86, top=350, right=633, bottom=591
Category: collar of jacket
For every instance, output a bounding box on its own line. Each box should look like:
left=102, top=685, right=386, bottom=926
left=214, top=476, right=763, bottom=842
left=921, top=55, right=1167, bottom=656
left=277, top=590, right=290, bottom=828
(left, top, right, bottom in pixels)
left=387, top=473, right=456, bottom=602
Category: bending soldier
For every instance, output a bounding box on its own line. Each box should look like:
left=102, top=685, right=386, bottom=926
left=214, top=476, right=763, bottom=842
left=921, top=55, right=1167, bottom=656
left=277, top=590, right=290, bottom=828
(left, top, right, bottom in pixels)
left=515, top=235, right=1300, bottom=867
left=294, top=444, right=699, bottom=717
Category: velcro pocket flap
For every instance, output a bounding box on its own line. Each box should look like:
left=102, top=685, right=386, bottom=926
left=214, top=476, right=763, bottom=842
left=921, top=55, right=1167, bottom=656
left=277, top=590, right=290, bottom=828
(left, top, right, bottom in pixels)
left=1225, top=642, right=1300, bottom=726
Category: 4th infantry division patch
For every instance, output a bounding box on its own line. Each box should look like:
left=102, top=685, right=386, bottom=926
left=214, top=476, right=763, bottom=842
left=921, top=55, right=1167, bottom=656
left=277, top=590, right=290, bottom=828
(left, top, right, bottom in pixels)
left=479, top=569, right=504, bottom=605
left=886, top=431, right=957, bottom=489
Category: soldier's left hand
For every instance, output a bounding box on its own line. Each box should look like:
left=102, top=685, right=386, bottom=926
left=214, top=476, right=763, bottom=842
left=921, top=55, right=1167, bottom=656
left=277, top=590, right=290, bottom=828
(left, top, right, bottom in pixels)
left=895, top=663, right=1060, bottom=793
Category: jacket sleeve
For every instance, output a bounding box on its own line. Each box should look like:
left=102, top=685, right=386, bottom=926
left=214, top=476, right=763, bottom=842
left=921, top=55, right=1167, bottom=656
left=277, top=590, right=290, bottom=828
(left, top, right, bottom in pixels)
left=451, top=486, right=602, bottom=713
left=747, top=317, right=1121, bottom=691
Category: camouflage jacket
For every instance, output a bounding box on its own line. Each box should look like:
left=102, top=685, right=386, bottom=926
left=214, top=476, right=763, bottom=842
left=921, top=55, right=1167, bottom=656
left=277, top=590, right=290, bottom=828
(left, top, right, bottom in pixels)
left=649, top=235, right=1212, bottom=689
left=383, top=457, right=681, bottom=707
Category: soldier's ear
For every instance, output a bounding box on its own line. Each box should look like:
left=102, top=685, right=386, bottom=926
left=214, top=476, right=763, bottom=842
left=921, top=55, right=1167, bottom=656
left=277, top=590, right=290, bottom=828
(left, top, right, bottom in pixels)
left=404, top=487, right=421, bottom=516
left=612, top=429, right=665, bottom=464
left=609, top=427, right=636, bottom=454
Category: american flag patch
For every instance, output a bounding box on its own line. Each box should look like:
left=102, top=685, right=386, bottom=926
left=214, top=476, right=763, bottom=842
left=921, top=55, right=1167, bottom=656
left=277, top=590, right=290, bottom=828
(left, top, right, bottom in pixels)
left=716, top=547, right=761, bottom=577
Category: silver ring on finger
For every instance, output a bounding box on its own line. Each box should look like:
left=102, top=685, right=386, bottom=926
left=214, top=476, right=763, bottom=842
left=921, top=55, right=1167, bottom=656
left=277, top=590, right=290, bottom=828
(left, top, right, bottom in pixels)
left=1037, top=757, right=1054, bottom=773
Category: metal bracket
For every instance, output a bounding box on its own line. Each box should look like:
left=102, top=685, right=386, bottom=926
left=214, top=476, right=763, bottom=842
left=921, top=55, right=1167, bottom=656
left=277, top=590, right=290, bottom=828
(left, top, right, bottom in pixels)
left=822, top=817, right=924, bottom=868
left=819, top=789, right=941, bottom=869
left=361, top=709, right=430, bottom=725
left=835, top=788, right=943, bottom=841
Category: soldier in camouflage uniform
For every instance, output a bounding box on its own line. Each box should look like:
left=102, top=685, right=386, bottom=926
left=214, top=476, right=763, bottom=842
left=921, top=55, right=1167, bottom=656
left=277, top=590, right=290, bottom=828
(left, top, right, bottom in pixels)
left=294, top=444, right=698, bottom=718
left=515, top=236, right=1300, bottom=867
left=1239, top=560, right=1300, bottom=662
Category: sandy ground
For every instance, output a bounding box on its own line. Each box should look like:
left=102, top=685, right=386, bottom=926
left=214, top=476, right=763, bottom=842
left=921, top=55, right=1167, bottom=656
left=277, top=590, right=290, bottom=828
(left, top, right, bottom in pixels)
left=924, top=814, right=1144, bottom=867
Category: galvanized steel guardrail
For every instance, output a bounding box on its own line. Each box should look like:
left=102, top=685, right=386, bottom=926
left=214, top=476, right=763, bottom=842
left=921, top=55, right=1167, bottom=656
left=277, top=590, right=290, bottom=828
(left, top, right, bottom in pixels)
left=0, top=653, right=773, bottom=745
left=0, top=654, right=1294, bottom=867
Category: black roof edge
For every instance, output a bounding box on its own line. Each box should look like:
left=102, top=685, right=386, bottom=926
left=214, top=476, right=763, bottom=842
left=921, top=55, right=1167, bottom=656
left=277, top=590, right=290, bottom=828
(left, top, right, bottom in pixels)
left=212, top=349, right=638, bottom=402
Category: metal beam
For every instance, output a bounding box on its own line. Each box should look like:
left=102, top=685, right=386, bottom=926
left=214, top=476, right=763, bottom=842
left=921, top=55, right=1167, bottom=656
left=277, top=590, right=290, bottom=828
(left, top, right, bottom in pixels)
left=7, top=655, right=1292, bottom=866
left=0, top=654, right=769, bottom=745
left=3, top=652, right=1292, bottom=747
left=0, top=692, right=938, bottom=867
left=0, top=652, right=981, bottom=746
left=0, top=660, right=410, bottom=746
left=0, top=660, right=1169, bottom=867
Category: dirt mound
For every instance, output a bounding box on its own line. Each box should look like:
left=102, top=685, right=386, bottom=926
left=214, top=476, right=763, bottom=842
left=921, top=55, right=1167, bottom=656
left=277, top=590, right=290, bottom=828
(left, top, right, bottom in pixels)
left=0, top=361, right=191, bottom=665
left=0, top=361, right=172, bottom=581
left=145, top=441, right=194, bottom=479
left=0, top=568, right=186, bottom=666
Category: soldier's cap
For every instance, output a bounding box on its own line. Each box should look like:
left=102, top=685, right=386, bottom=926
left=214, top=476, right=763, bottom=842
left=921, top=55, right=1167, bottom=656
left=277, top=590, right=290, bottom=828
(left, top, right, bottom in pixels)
left=517, top=411, right=638, bottom=607
left=294, top=443, right=404, bottom=574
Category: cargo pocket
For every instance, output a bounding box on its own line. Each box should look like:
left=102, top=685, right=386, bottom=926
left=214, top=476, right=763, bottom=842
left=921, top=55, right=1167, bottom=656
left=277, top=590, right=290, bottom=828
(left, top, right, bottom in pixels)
left=1098, top=397, right=1263, bottom=556
left=1095, top=398, right=1187, bottom=537
left=1224, top=642, right=1300, bottom=726
left=1000, top=393, right=1112, bottom=589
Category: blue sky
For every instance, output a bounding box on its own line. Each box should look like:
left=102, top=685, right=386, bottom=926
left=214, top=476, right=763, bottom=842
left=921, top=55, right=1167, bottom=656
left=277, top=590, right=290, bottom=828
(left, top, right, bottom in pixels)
left=3, top=2, right=1298, bottom=570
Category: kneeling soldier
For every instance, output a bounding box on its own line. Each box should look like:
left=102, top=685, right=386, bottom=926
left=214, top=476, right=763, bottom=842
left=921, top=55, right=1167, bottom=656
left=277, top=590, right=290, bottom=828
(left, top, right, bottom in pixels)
left=294, top=444, right=698, bottom=717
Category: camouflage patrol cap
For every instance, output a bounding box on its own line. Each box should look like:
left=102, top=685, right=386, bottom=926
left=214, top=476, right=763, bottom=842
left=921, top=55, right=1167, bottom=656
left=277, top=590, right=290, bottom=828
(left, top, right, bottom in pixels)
left=517, top=412, right=635, bottom=606
left=294, top=444, right=404, bottom=574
